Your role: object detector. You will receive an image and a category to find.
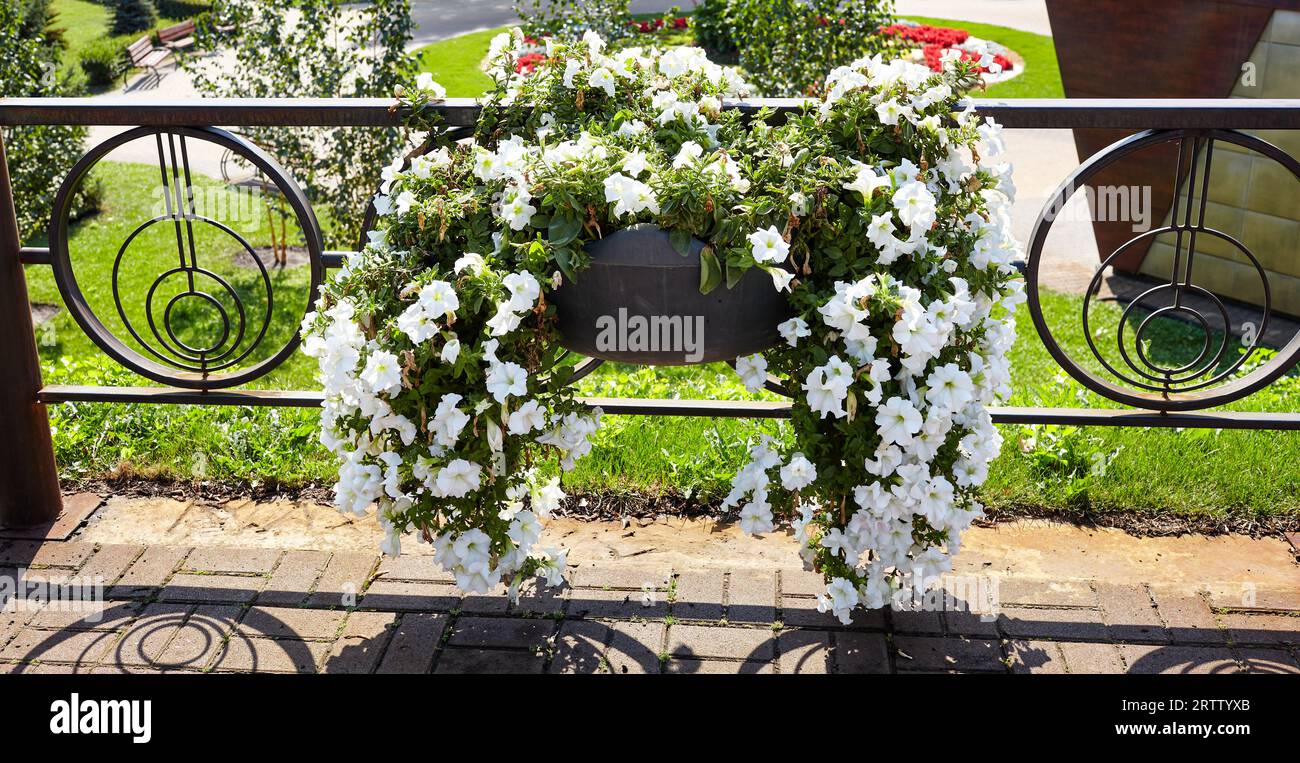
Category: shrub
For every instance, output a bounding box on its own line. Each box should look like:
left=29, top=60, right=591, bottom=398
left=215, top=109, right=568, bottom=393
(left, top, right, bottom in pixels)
left=514, top=0, right=632, bottom=43
left=80, top=38, right=123, bottom=87
left=714, top=0, right=896, bottom=96
left=692, top=0, right=735, bottom=54
left=112, top=0, right=158, bottom=36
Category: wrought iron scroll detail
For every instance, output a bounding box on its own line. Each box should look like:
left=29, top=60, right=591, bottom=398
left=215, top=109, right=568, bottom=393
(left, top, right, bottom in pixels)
left=1025, top=128, right=1300, bottom=411
left=47, top=126, right=324, bottom=390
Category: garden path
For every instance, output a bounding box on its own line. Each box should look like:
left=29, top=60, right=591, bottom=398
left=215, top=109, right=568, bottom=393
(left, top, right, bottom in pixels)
left=0, top=492, right=1295, bottom=674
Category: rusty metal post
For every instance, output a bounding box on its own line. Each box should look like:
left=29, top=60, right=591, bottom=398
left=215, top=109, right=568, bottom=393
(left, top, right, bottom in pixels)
left=0, top=130, right=62, bottom=528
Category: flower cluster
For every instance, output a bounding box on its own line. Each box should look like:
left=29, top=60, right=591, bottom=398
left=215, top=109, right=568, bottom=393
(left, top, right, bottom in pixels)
left=306, top=31, right=1021, bottom=620
left=881, top=22, right=1016, bottom=75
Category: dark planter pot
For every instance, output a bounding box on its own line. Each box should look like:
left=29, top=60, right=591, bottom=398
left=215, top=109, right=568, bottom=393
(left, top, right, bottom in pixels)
left=550, top=224, right=791, bottom=365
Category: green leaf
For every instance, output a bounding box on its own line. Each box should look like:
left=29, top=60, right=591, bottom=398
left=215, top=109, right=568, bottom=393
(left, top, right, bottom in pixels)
left=668, top=227, right=693, bottom=257
left=698, top=246, right=722, bottom=294
left=553, top=246, right=576, bottom=283
left=548, top=213, right=582, bottom=246
left=725, top=261, right=747, bottom=289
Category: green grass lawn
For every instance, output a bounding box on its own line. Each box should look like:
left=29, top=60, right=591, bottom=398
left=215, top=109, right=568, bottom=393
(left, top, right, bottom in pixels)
left=50, top=0, right=195, bottom=90
left=27, top=165, right=1300, bottom=524
left=413, top=16, right=1063, bottom=99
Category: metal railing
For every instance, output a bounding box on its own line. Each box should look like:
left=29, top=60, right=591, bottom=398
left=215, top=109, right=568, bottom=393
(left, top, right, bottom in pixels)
left=2, top=96, right=1299, bottom=528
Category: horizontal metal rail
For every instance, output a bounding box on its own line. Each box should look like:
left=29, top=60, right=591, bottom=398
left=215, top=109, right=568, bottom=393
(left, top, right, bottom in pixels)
left=34, top=385, right=1300, bottom=429
left=4, top=97, right=1300, bottom=130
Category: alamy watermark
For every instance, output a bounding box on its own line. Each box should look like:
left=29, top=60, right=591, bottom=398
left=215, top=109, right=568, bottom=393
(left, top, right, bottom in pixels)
left=1, top=569, right=105, bottom=622
left=1042, top=182, right=1154, bottom=232
left=150, top=183, right=266, bottom=234
left=594, top=308, right=705, bottom=363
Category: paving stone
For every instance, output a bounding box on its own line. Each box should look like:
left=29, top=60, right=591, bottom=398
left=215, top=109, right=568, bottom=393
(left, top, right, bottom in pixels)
left=1006, top=639, right=1066, bottom=674
left=1118, top=644, right=1243, bottom=674
left=1207, top=586, right=1300, bottom=612
left=26, top=600, right=139, bottom=632
left=568, top=586, right=667, bottom=619
left=1236, top=647, right=1300, bottom=674
left=894, top=635, right=1004, bottom=673
left=777, top=629, right=832, bottom=674
left=667, top=624, right=774, bottom=661
left=606, top=620, right=665, bottom=675
left=375, top=554, right=452, bottom=582
left=834, top=632, right=891, bottom=673
left=999, top=578, right=1098, bottom=607
left=323, top=611, right=397, bottom=674
left=377, top=613, right=446, bottom=674
left=1149, top=589, right=1226, bottom=644
left=511, top=583, right=567, bottom=616
left=779, top=568, right=826, bottom=597
left=259, top=549, right=330, bottom=606
left=1096, top=583, right=1168, bottom=642
left=111, top=546, right=190, bottom=597
left=110, top=602, right=191, bottom=667
left=780, top=597, right=887, bottom=630
left=76, top=544, right=144, bottom=587
left=1220, top=613, right=1300, bottom=646
left=998, top=606, right=1109, bottom=640
left=211, top=637, right=330, bottom=673
left=0, top=627, right=118, bottom=666
left=0, top=540, right=95, bottom=568
left=184, top=547, right=282, bottom=575
left=943, top=608, right=1001, bottom=638
left=727, top=570, right=777, bottom=624
left=361, top=580, right=461, bottom=612
left=447, top=616, right=554, bottom=650
left=548, top=620, right=610, bottom=674
left=1058, top=641, right=1126, bottom=674
left=890, top=606, right=945, bottom=635
left=571, top=566, right=670, bottom=590
left=239, top=606, right=347, bottom=640
left=155, top=605, right=242, bottom=671
left=672, top=571, right=724, bottom=620
left=159, top=573, right=262, bottom=603
left=665, top=658, right=773, bottom=674
left=435, top=648, right=545, bottom=674
left=460, top=586, right=512, bottom=614
left=306, top=551, right=377, bottom=607
left=0, top=493, right=102, bottom=541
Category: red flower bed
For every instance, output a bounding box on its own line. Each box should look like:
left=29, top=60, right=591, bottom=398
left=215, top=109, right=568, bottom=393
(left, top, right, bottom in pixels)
left=516, top=52, right=546, bottom=74
left=629, top=17, right=689, bottom=33
left=881, top=23, right=1014, bottom=73
left=880, top=23, right=968, bottom=47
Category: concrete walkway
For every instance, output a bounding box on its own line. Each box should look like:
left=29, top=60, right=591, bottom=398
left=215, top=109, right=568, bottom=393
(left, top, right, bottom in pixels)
left=1, top=493, right=1296, bottom=674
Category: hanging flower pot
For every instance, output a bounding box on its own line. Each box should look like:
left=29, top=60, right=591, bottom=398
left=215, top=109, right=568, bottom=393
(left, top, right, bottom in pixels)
left=549, top=223, right=791, bottom=365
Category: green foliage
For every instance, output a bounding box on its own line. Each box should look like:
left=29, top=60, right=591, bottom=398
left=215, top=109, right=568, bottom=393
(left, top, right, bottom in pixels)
left=111, top=0, right=158, bottom=35
left=692, top=0, right=734, bottom=54
left=79, top=37, right=122, bottom=85
left=0, top=0, right=90, bottom=243
left=186, top=0, right=416, bottom=249
left=711, top=0, right=897, bottom=95
left=514, top=0, right=632, bottom=43
left=1017, top=425, right=1121, bottom=507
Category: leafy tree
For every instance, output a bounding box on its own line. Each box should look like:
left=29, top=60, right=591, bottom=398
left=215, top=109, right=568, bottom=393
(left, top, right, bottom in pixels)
left=0, top=1, right=90, bottom=243
left=186, top=0, right=416, bottom=251
left=514, top=0, right=632, bottom=43
left=112, top=0, right=159, bottom=36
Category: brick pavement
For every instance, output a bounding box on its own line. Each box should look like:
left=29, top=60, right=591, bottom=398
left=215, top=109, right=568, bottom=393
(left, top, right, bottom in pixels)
left=1, top=537, right=1297, bottom=674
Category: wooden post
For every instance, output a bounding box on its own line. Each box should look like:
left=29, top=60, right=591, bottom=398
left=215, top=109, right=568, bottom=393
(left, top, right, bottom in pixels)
left=0, top=130, right=63, bottom=528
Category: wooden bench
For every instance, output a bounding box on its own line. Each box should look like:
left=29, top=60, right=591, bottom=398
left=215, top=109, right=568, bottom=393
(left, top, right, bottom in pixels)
left=124, top=36, right=171, bottom=87
left=158, top=19, right=197, bottom=52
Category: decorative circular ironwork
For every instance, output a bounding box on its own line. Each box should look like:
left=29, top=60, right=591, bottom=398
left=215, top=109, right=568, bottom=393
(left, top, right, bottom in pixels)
left=48, top=126, right=324, bottom=389
left=1026, top=128, right=1300, bottom=411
